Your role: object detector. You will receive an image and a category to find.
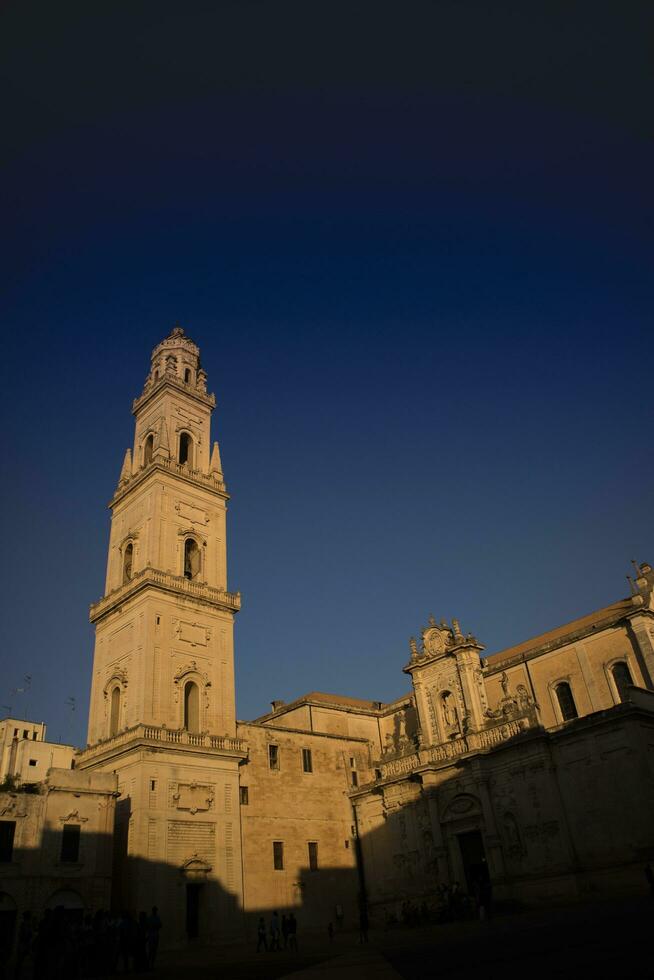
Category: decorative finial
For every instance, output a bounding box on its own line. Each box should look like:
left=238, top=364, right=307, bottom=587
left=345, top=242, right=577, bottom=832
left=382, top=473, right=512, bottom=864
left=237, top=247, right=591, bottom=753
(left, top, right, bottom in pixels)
left=452, top=618, right=463, bottom=638
left=428, top=613, right=436, bottom=627
left=409, top=637, right=418, bottom=660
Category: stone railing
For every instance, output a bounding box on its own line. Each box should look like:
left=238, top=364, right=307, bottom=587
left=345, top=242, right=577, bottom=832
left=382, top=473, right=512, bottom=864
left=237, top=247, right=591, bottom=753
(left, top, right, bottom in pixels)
left=373, top=716, right=531, bottom=783
left=112, top=455, right=226, bottom=504
left=90, top=567, right=241, bottom=622
left=78, top=723, right=247, bottom=764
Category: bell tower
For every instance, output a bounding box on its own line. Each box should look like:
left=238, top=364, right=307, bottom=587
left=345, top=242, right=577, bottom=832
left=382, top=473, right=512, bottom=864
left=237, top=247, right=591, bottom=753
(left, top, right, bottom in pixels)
left=78, top=326, right=246, bottom=945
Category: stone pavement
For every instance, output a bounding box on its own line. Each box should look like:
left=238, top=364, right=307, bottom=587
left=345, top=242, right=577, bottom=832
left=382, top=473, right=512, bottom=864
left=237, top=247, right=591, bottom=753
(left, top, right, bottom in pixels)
left=149, top=895, right=653, bottom=979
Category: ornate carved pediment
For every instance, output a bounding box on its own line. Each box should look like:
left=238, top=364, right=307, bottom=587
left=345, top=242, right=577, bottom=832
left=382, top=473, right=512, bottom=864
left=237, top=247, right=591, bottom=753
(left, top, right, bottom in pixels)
left=181, top=853, right=212, bottom=877
left=103, top=669, right=128, bottom=698
left=407, top=615, right=482, bottom=670
left=59, top=810, right=89, bottom=824
left=441, top=793, right=482, bottom=822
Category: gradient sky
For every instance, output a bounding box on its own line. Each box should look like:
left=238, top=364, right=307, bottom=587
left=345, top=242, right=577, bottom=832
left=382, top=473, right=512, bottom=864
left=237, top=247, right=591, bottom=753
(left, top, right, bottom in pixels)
left=1, top=1, right=652, bottom=746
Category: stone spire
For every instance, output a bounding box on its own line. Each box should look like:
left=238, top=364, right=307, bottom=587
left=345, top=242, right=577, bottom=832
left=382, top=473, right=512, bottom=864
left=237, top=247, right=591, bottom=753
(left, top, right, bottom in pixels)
left=153, top=416, right=170, bottom=461
left=118, top=448, right=132, bottom=485
left=210, top=441, right=223, bottom=477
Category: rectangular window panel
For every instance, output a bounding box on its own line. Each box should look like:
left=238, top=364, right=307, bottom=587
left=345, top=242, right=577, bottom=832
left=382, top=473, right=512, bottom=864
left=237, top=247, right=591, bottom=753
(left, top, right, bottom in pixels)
left=308, top=841, right=318, bottom=871
left=239, top=786, right=249, bottom=805
left=302, top=748, right=313, bottom=773
left=0, top=822, right=16, bottom=862
left=61, top=824, right=81, bottom=863
left=351, top=771, right=359, bottom=788
left=28, top=760, right=37, bottom=767
left=268, top=744, right=279, bottom=770
left=273, top=840, right=284, bottom=870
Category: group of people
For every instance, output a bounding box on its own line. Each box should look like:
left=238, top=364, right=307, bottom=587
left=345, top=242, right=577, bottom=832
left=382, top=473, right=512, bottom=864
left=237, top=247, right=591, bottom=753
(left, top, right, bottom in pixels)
left=10, top=905, right=162, bottom=978
left=256, top=911, right=298, bottom=952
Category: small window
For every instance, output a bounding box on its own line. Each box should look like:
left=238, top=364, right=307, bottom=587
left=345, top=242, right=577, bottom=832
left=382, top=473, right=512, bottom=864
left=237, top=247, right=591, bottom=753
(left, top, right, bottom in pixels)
left=308, top=841, right=319, bottom=871
left=345, top=840, right=350, bottom=849
left=61, top=824, right=81, bottom=863
left=0, top=822, right=16, bottom=862
left=28, top=759, right=37, bottom=767
left=374, top=768, right=382, bottom=780
left=184, top=368, right=191, bottom=383
left=302, top=748, right=313, bottom=773
left=351, top=771, right=359, bottom=788
left=13, top=729, right=17, bottom=737
left=179, top=432, right=193, bottom=467
left=268, top=744, right=279, bottom=771
left=240, top=786, right=249, bottom=806
left=612, top=661, right=633, bottom=702
left=123, top=543, right=134, bottom=584
left=555, top=682, right=578, bottom=721
left=156, top=616, right=161, bottom=626
left=349, top=757, right=355, bottom=768
left=143, top=433, right=154, bottom=466
left=150, top=779, right=156, bottom=791
left=32, top=732, right=37, bottom=741
left=23, top=730, right=28, bottom=739
left=273, top=841, right=284, bottom=870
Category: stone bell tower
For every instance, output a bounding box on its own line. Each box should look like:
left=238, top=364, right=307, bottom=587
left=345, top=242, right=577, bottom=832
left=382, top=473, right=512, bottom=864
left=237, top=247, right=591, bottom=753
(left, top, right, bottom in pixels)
left=78, top=326, right=246, bottom=945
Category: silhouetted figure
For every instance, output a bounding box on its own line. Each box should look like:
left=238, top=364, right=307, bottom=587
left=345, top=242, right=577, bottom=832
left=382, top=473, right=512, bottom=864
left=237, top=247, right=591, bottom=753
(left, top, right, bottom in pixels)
left=288, top=913, right=298, bottom=951
left=327, top=921, right=334, bottom=943
left=281, top=914, right=289, bottom=950
left=256, top=917, right=267, bottom=952
left=270, top=911, right=280, bottom=951
left=359, top=908, right=369, bottom=943
left=118, top=912, right=134, bottom=973
left=134, top=912, right=148, bottom=972
left=645, top=863, right=654, bottom=899
left=146, top=906, right=162, bottom=969
left=14, top=911, right=32, bottom=980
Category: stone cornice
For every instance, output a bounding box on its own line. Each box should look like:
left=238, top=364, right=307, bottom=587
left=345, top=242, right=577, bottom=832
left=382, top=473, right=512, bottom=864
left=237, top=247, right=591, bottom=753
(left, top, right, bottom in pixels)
left=483, top=606, right=652, bottom=675
left=76, top=724, right=247, bottom=768
left=90, top=567, right=241, bottom=623
left=132, top=374, right=216, bottom=415
left=111, top=456, right=228, bottom=508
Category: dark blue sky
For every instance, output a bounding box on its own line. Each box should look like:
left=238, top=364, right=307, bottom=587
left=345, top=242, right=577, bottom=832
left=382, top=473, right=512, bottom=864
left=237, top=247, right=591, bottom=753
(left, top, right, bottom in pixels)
left=1, top=1, right=652, bottom=745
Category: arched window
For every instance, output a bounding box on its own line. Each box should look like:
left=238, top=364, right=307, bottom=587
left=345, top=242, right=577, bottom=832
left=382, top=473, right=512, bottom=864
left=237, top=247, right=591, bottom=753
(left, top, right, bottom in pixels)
left=184, top=681, right=200, bottom=733
left=184, top=368, right=191, bottom=383
left=143, top=434, right=154, bottom=467
left=122, top=543, right=133, bottom=584
left=110, top=687, right=121, bottom=736
left=179, top=432, right=193, bottom=467
left=555, top=682, right=578, bottom=721
left=612, top=661, right=633, bottom=702
left=184, top=538, right=201, bottom=580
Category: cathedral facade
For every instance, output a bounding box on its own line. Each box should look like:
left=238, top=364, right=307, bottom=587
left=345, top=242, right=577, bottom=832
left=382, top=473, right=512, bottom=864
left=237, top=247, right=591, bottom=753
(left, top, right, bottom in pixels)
left=73, top=327, right=654, bottom=946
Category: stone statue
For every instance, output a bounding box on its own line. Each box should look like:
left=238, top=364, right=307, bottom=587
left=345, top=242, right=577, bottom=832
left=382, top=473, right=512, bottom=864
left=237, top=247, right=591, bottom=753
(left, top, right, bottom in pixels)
left=442, top=692, right=455, bottom=727
left=500, top=671, right=510, bottom=698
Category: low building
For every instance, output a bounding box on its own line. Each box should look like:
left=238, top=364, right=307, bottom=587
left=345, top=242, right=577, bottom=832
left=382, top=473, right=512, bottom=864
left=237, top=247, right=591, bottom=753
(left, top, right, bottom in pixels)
left=0, top=768, right=118, bottom=953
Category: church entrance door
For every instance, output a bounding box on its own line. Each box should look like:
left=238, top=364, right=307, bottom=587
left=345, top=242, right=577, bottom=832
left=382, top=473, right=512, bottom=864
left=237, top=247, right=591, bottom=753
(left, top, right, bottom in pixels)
left=186, top=883, right=202, bottom=940
left=456, top=830, right=488, bottom=894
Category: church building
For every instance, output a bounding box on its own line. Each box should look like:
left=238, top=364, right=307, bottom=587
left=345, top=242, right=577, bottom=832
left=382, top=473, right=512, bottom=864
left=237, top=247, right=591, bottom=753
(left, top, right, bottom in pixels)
left=61, top=327, right=654, bottom=944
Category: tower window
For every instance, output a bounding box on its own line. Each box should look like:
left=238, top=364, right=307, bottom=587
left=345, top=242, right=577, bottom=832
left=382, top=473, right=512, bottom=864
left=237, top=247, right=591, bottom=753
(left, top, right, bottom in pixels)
left=184, top=368, right=191, bottom=383
left=302, top=748, right=313, bottom=773
left=184, top=538, right=201, bottom=580
left=239, top=786, right=249, bottom=805
left=612, top=661, right=633, bottom=702
left=268, top=744, right=279, bottom=770
left=179, top=432, right=193, bottom=467
left=143, top=434, right=154, bottom=466
left=110, top=687, right=121, bottom=737
left=273, top=841, right=284, bottom=870
left=308, top=841, right=319, bottom=871
left=555, top=682, right=578, bottom=721
left=184, top=680, right=200, bottom=733
left=122, top=543, right=133, bottom=584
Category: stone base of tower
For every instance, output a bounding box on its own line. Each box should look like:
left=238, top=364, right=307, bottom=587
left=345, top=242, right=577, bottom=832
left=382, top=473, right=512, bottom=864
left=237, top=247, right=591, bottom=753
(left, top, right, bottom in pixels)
left=77, top=726, right=247, bottom=948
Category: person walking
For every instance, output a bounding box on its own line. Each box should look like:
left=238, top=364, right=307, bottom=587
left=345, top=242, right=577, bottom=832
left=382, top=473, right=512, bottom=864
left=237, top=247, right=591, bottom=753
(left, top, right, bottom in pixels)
left=288, top=913, right=298, bottom=951
left=146, top=907, right=162, bottom=969
left=256, top=917, right=267, bottom=953
left=270, top=911, right=280, bottom=951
